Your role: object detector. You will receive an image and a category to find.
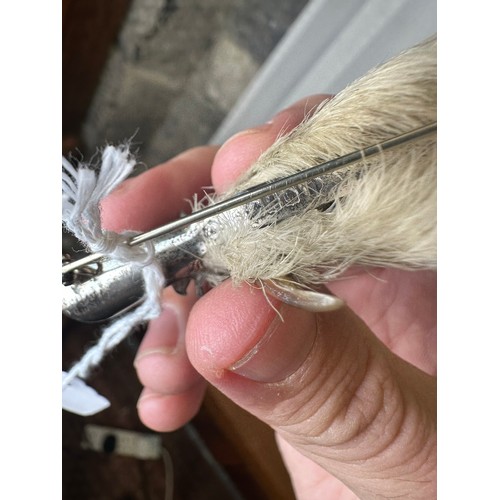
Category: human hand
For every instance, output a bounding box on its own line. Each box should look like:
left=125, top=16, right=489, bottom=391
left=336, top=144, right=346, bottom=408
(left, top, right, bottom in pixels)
left=101, top=95, right=436, bottom=499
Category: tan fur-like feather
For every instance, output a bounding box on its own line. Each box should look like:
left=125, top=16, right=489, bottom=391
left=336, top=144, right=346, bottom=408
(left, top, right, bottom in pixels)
left=202, top=36, right=437, bottom=288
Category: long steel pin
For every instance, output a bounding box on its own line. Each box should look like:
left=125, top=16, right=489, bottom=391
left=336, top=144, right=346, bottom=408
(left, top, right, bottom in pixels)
left=62, top=121, right=436, bottom=275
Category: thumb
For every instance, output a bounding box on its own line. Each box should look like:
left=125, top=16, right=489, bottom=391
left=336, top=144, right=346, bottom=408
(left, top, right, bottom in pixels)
left=186, top=281, right=436, bottom=499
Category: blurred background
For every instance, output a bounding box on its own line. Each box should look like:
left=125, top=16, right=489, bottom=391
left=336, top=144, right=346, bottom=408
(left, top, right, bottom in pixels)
left=62, top=1, right=436, bottom=498
left=62, top=0, right=309, bottom=163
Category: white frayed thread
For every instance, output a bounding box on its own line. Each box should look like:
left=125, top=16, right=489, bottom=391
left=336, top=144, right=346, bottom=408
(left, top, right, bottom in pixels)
left=62, top=144, right=164, bottom=389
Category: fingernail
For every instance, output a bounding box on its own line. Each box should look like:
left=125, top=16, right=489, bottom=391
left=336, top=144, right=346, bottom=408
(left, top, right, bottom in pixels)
left=229, top=305, right=316, bottom=383
left=265, top=107, right=295, bottom=126
left=227, top=123, right=273, bottom=142
left=108, top=177, right=133, bottom=197
left=266, top=96, right=330, bottom=130
left=134, top=304, right=181, bottom=366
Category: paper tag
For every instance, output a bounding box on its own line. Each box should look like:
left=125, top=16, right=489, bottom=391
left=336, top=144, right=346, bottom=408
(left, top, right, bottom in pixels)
left=62, top=372, right=110, bottom=416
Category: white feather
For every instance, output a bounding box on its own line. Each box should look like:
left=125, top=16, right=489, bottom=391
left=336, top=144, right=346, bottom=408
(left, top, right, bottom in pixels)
left=201, top=36, right=437, bottom=289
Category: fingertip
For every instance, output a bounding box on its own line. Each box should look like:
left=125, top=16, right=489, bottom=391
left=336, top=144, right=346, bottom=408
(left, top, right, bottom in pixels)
left=185, top=281, right=319, bottom=389
left=101, top=145, right=217, bottom=232
left=212, top=94, right=333, bottom=193
left=134, top=285, right=200, bottom=394
left=211, top=124, right=275, bottom=193
left=186, top=281, right=279, bottom=375
left=137, top=382, right=206, bottom=432
left=134, top=349, right=203, bottom=395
